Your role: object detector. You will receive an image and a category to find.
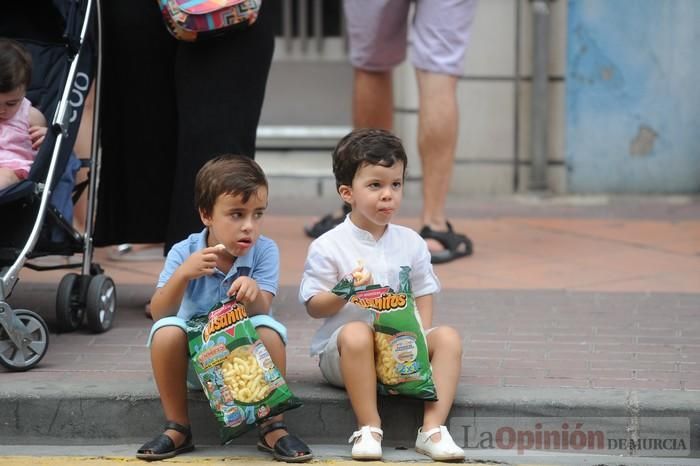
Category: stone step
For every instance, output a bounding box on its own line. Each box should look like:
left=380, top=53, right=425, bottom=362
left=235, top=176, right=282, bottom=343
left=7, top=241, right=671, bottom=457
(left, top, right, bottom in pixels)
left=2, top=380, right=697, bottom=450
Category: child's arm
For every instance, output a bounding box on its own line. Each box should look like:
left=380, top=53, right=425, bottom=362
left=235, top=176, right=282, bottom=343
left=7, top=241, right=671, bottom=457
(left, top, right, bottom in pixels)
left=27, top=107, right=47, bottom=150
left=415, top=294, right=434, bottom=329
left=150, top=245, right=220, bottom=320
left=305, top=291, right=347, bottom=318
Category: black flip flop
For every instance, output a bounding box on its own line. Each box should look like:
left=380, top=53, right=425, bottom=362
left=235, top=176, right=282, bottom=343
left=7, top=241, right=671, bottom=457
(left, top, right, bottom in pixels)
left=136, top=421, right=194, bottom=461
left=420, top=221, right=473, bottom=264
left=257, top=421, right=313, bottom=463
left=303, top=204, right=351, bottom=238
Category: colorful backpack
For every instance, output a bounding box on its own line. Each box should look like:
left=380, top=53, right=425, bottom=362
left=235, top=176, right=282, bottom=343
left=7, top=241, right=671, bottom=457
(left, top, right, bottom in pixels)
left=158, top=0, right=261, bottom=42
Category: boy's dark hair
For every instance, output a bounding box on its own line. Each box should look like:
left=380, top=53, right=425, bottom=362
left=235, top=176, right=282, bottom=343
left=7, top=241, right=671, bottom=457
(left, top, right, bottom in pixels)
left=332, top=128, right=407, bottom=190
left=0, top=39, right=32, bottom=93
left=195, top=154, right=268, bottom=215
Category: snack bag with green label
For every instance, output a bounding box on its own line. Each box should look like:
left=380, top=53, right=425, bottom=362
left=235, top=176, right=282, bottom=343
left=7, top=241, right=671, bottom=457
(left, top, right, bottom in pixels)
left=186, top=297, right=302, bottom=443
left=332, top=266, right=437, bottom=401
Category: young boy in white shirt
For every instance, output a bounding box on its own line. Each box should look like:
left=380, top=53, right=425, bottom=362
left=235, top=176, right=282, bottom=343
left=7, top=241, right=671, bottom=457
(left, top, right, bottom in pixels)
left=299, top=129, right=465, bottom=461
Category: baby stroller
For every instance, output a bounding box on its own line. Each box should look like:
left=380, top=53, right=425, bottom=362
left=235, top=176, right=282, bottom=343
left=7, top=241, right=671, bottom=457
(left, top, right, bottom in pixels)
left=0, top=0, right=116, bottom=371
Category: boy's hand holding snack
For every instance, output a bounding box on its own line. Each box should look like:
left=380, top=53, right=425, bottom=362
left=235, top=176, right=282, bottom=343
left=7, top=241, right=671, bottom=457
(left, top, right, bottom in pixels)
left=227, top=276, right=260, bottom=304
left=332, top=260, right=372, bottom=301
left=179, top=246, right=221, bottom=280
left=351, top=260, right=372, bottom=286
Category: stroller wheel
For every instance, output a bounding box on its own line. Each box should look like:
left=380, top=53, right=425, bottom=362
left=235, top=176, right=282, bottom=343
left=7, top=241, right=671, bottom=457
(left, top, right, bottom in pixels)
left=56, top=273, right=84, bottom=332
left=86, top=275, right=117, bottom=333
left=0, top=309, right=50, bottom=371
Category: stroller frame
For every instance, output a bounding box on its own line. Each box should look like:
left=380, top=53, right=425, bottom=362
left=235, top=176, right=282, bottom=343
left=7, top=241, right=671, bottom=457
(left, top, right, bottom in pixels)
left=0, top=0, right=115, bottom=371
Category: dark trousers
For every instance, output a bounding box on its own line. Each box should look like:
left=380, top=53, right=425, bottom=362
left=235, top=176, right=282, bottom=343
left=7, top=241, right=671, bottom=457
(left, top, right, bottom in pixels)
left=95, top=0, right=274, bottom=252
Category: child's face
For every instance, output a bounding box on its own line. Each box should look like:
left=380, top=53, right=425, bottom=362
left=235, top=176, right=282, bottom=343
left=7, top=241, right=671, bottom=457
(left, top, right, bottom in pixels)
left=340, top=161, right=404, bottom=236
left=0, top=86, right=25, bottom=122
left=200, top=187, right=268, bottom=257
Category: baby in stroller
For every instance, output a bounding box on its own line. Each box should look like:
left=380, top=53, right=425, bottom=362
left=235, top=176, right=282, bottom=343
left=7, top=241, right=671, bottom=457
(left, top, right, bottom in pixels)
left=0, top=38, right=47, bottom=190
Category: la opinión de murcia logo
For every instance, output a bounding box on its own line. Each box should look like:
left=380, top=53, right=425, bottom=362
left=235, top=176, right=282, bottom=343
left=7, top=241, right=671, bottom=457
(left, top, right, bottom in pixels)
left=449, top=417, right=691, bottom=457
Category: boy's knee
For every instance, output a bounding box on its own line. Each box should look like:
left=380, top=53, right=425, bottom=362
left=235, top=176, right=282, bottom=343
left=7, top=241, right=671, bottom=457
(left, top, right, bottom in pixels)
left=257, top=326, right=284, bottom=348
left=151, top=325, right=187, bottom=349
left=338, top=322, right=373, bottom=353
left=429, top=326, right=462, bottom=354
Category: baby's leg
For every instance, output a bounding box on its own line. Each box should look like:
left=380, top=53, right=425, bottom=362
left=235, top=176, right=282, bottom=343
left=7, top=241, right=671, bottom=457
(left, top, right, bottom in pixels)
left=0, top=168, right=20, bottom=190
left=337, top=321, right=381, bottom=432
left=150, top=325, right=190, bottom=445
left=423, top=326, right=462, bottom=437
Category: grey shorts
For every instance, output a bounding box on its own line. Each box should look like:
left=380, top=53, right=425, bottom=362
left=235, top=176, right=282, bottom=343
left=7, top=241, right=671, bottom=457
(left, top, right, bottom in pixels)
left=343, top=0, right=478, bottom=76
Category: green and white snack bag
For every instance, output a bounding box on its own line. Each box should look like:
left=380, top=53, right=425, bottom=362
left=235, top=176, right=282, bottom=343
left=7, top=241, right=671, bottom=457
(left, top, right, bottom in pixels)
left=332, top=266, right=438, bottom=401
left=187, top=297, right=302, bottom=443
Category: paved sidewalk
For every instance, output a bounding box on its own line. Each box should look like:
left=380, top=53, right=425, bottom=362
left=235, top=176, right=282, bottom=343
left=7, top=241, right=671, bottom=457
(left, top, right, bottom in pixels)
left=2, top=196, right=700, bottom=452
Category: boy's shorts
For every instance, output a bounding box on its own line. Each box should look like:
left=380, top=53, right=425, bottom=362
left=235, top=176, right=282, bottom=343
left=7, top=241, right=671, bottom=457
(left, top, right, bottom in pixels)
left=147, top=314, right=288, bottom=391
left=343, top=0, right=478, bottom=76
left=318, top=322, right=435, bottom=388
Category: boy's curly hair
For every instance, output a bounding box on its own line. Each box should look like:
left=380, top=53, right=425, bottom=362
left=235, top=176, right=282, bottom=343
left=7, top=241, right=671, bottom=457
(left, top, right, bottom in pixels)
left=0, top=38, right=32, bottom=93
left=332, top=128, right=407, bottom=191
left=195, top=154, right=268, bottom=215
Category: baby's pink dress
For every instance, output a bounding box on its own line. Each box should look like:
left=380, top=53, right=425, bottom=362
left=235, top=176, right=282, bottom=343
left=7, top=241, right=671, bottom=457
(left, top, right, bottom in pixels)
left=0, top=97, right=37, bottom=180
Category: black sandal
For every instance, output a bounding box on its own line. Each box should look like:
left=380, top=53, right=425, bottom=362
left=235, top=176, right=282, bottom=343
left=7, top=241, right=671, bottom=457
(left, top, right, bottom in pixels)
left=303, top=204, right=351, bottom=238
left=257, top=421, right=313, bottom=463
left=136, top=421, right=194, bottom=461
left=419, top=221, right=473, bottom=264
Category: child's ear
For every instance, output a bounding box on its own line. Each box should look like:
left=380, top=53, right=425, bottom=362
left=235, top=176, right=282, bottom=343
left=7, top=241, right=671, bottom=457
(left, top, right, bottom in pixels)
left=199, top=208, right=212, bottom=227
left=338, top=185, right=353, bottom=204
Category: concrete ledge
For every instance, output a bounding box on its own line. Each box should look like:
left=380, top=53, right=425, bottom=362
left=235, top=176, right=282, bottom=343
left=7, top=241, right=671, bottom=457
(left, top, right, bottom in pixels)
left=2, top=381, right=699, bottom=451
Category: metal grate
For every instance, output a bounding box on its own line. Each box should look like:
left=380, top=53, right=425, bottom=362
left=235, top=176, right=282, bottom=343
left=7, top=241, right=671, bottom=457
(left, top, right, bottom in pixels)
left=276, top=0, right=346, bottom=55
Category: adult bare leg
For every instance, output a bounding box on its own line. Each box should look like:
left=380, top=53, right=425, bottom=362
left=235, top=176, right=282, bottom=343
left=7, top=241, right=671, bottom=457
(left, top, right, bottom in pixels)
left=353, top=68, right=394, bottom=130
left=416, top=70, right=471, bottom=260
left=72, top=84, right=93, bottom=233
left=416, top=70, right=457, bottom=236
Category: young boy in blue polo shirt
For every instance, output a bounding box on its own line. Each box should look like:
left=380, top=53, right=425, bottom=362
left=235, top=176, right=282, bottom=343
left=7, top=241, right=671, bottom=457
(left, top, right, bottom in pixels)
left=136, top=155, right=312, bottom=462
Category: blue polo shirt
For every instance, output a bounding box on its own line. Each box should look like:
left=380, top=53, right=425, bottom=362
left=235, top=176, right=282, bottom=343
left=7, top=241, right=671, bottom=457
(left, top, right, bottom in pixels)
left=158, top=229, right=279, bottom=320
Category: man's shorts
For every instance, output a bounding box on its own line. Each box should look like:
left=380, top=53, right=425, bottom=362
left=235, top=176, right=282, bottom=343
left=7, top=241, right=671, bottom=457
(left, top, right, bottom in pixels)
left=318, top=322, right=435, bottom=388
left=147, top=314, right=288, bottom=391
left=343, top=0, right=478, bottom=76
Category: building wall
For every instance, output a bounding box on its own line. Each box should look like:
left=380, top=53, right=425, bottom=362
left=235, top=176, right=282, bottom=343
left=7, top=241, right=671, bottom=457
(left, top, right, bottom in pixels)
left=566, top=0, right=700, bottom=193
left=260, top=0, right=698, bottom=196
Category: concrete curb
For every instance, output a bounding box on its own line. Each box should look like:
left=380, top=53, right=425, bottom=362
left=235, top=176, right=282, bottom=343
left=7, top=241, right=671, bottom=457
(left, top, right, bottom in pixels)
left=2, top=382, right=698, bottom=455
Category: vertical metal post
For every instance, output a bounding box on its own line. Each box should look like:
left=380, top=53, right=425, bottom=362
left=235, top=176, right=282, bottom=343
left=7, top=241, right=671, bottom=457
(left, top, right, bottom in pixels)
left=83, top=0, right=103, bottom=276
left=283, top=0, right=293, bottom=53
left=313, top=0, right=323, bottom=54
left=529, top=0, right=551, bottom=191
left=513, top=0, right=522, bottom=191
left=297, top=0, right=308, bottom=54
